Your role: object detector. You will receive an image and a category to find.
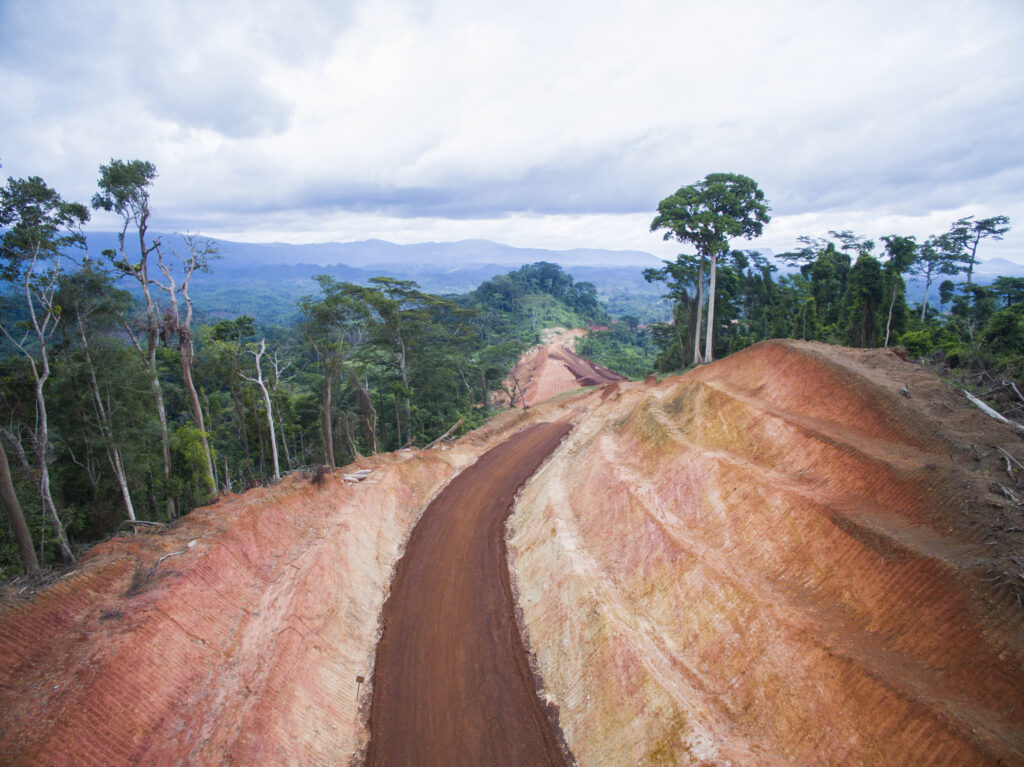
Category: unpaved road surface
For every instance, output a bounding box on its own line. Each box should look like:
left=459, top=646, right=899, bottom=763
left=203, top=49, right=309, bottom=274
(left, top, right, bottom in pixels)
left=504, top=328, right=627, bottom=407
left=366, top=421, right=573, bottom=767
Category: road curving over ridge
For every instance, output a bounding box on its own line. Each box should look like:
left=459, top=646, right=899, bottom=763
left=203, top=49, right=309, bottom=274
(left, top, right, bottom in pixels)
left=2, top=338, right=1023, bottom=765
left=365, top=420, right=574, bottom=767
left=502, top=327, right=627, bottom=407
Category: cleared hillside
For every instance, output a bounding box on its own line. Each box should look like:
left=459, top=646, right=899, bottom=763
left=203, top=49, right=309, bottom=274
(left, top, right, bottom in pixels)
left=510, top=340, right=1024, bottom=765
left=501, top=327, right=628, bottom=406
left=2, top=340, right=1022, bottom=765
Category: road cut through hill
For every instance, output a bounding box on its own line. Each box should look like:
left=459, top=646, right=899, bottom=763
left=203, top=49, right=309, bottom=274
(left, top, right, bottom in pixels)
left=365, top=420, right=574, bottom=767
left=503, top=328, right=627, bottom=407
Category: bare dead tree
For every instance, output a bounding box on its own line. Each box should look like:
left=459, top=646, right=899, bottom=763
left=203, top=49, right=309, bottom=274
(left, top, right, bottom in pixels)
left=153, top=234, right=218, bottom=494
left=240, top=338, right=281, bottom=481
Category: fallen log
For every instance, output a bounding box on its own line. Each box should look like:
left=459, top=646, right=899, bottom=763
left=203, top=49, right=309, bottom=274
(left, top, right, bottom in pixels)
left=425, top=417, right=466, bottom=449
left=962, top=389, right=1024, bottom=437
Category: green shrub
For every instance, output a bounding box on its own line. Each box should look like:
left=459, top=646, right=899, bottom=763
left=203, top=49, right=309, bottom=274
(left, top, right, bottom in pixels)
left=899, top=329, right=933, bottom=359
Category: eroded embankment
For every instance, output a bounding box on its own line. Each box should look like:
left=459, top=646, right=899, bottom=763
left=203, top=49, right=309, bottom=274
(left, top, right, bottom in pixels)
left=0, top=451, right=459, bottom=766
left=0, top=391, right=591, bottom=766
left=509, top=339, right=1024, bottom=766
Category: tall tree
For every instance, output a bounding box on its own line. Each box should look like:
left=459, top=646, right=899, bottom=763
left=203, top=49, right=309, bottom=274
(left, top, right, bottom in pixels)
left=989, top=276, right=1024, bottom=308
left=950, top=215, right=1011, bottom=286
left=153, top=233, right=218, bottom=495
left=298, top=277, right=370, bottom=467
left=880, top=235, right=917, bottom=347
left=0, top=176, right=89, bottom=562
left=841, top=254, right=885, bottom=347
left=651, top=173, right=771, bottom=364
left=914, top=234, right=963, bottom=322
left=366, top=277, right=430, bottom=444
left=91, top=159, right=175, bottom=514
left=206, top=316, right=257, bottom=483
left=644, top=253, right=704, bottom=368
left=57, top=263, right=138, bottom=521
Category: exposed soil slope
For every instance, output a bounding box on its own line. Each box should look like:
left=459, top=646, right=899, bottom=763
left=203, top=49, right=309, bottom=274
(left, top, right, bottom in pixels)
left=2, top=339, right=1022, bottom=766
left=365, top=420, right=573, bottom=766
left=509, top=339, right=1024, bottom=765
left=0, top=396, right=587, bottom=766
left=0, top=453, right=458, bottom=767
left=503, top=327, right=626, bottom=406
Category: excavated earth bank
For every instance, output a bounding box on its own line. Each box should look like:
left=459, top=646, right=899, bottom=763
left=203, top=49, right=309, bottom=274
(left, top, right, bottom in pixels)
left=0, top=397, right=584, bottom=766
left=509, top=339, right=1024, bottom=765
left=2, top=338, right=1023, bottom=766
left=503, top=327, right=626, bottom=407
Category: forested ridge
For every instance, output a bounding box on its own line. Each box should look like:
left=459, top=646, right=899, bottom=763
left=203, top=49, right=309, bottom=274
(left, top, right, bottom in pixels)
left=1, top=164, right=1021, bottom=577
left=0, top=161, right=620, bottom=574
left=637, top=224, right=1022, bottom=371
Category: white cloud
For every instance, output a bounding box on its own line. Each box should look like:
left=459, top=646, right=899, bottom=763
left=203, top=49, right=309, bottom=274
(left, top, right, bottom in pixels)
left=2, top=0, right=1023, bottom=261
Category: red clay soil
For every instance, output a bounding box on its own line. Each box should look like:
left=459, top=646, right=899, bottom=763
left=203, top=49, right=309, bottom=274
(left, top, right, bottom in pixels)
left=365, top=420, right=573, bottom=767
left=508, top=339, right=1024, bottom=765
left=505, top=331, right=626, bottom=407
left=0, top=451, right=466, bottom=766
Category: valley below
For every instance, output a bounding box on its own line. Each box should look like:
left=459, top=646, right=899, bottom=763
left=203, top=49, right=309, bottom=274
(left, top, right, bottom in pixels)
left=2, top=336, right=1023, bottom=766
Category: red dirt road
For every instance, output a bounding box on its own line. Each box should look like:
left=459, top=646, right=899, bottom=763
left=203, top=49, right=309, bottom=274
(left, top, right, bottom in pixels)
left=504, top=330, right=627, bottom=407
left=365, top=421, right=573, bottom=767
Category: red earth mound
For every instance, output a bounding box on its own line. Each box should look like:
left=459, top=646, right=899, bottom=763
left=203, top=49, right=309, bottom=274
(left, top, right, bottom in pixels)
left=501, top=328, right=627, bottom=407
left=2, top=339, right=1022, bottom=766
left=0, top=392, right=589, bottom=766
left=509, top=339, right=1024, bottom=765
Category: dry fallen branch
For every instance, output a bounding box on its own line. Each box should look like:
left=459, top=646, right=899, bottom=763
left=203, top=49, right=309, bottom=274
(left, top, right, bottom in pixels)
left=425, top=417, right=466, bottom=449
left=996, top=447, right=1024, bottom=478
left=119, top=519, right=165, bottom=530
left=146, top=549, right=185, bottom=578
left=996, top=484, right=1021, bottom=504
left=343, top=469, right=373, bottom=483
left=962, top=390, right=1024, bottom=436
left=1005, top=380, right=1024, bottom=406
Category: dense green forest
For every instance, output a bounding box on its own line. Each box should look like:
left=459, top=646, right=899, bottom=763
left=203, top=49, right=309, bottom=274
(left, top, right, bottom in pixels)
left=1, top=164, right=1021, bottom=577
left=0, top=162, right=618, bottom=574
left=640, top=225, right=1022, bottom=375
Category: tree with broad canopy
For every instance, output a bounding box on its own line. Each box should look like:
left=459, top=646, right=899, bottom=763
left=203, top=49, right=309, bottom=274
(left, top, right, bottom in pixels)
left=651, top=173, right=770, bottom=365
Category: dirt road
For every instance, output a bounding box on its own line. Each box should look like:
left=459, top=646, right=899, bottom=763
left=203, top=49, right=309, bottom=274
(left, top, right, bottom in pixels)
left=504, top=329, right=627, bottom=407
left=365, top=421, right=573, bottom=767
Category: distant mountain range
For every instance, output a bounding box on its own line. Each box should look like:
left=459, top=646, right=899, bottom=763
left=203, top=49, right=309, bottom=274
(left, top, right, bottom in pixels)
left=75, top=233, right=669, bottom=323
left=71, top=232, right=1024, bottom=324
left=80, top=232, right=663, bottom=270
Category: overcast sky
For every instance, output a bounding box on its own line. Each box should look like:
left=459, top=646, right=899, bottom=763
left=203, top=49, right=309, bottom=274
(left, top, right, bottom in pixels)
left=2, top=0, right=1022, bottom=263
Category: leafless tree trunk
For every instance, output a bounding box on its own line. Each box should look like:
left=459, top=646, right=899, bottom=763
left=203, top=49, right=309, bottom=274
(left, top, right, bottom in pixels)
left=73, top=307, right=135, bottom=520
left=919, top=262, right=935, bottom=323
left=155, top=235, right=216, bottom=494
left=241, top=339, right=281, bottom=481
left=270, top=350, right=293, bottom=470
left=115, top=219, right=174, bottom=517
left=884, top=280, right=898, bottom=348
left=0, top=439, right=38, bottom=572
left=0, top=247, right=74, bottom=562
left=396, top=330, right=412, bottom=437
left=704, top=250, right=718, bottom=364
left=692, top=255, right=706, bottom=366
left=322, top=371, right=336, bottom=467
